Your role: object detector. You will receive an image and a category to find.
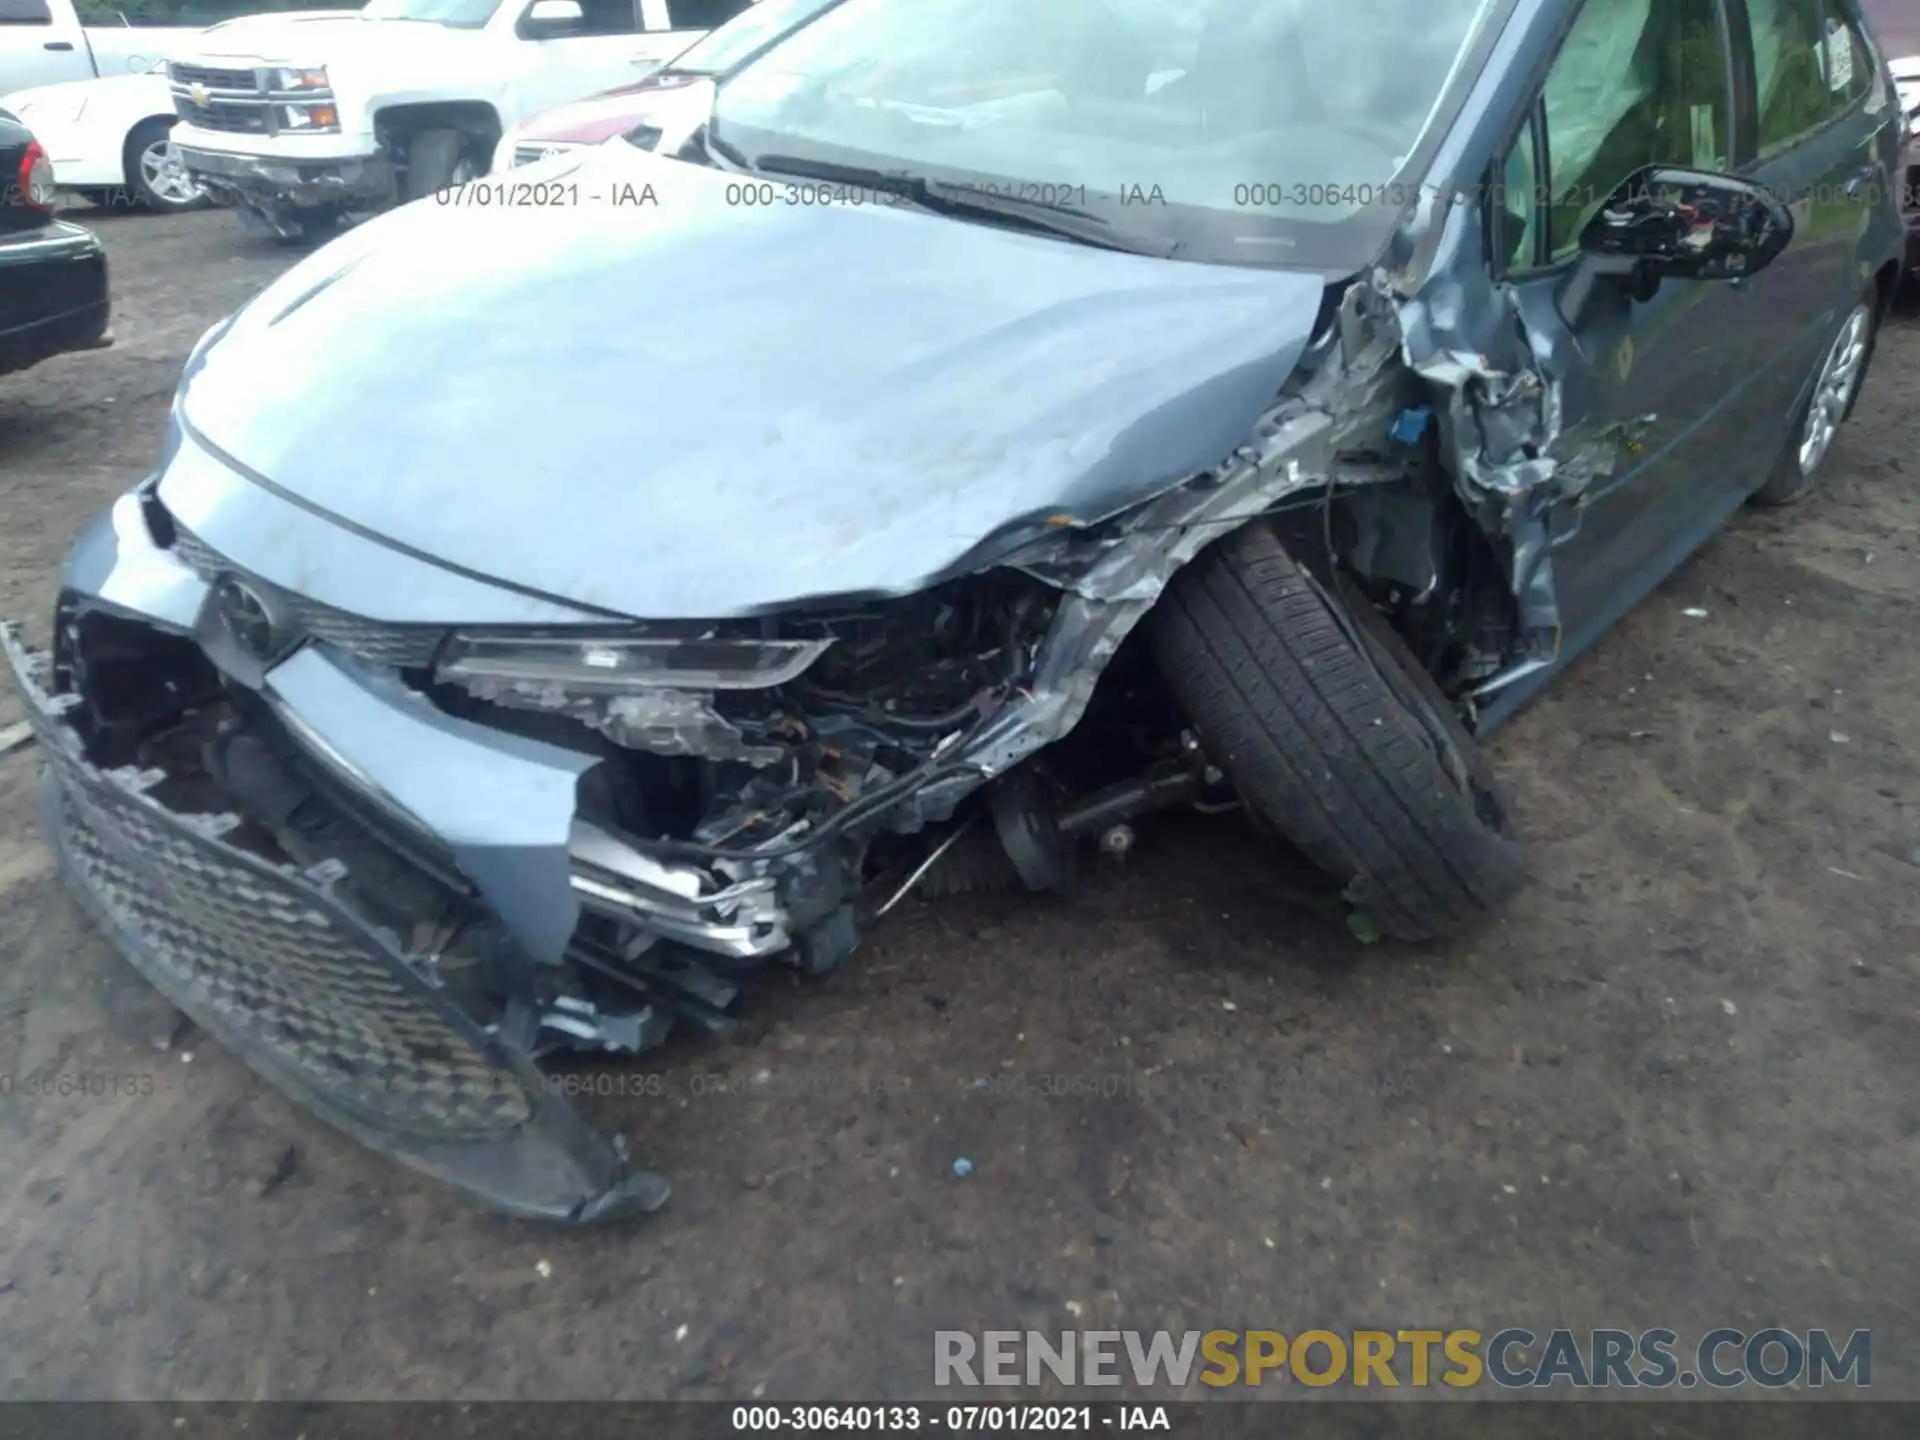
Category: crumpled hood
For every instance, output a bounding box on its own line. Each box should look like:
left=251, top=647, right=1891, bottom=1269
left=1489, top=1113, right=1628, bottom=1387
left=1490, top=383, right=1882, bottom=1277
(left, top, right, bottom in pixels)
left=177, top=145, right=1328, bottom=619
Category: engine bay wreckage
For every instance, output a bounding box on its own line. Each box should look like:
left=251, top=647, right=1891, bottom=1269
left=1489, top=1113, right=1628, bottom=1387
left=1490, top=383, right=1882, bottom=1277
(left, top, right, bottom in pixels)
left=0, top=169, right=1608, bottom=1220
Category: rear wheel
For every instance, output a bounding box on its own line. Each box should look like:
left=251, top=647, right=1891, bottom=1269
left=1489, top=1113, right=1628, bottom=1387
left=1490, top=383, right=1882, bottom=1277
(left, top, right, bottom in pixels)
left=1149, top=522, right=1524, bottom=941
left=1750, top=291, right=1876, bottom=507
left=125, top=117, right=207, bottom=213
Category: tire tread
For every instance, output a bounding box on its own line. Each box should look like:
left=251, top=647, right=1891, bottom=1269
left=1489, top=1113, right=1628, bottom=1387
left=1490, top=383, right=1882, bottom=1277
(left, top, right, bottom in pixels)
left=1150, top=523, right=1524, bottom=940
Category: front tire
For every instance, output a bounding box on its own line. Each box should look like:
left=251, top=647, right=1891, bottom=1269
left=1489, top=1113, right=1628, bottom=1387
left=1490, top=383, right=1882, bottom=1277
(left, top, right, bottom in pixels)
left=1149, top=522, right=1525, bottom=941
left=1750, top=290, right=1877, bottom=507
left=124, top=117, right=208, bottom=213
left=404, top=128, right=479, bottom=201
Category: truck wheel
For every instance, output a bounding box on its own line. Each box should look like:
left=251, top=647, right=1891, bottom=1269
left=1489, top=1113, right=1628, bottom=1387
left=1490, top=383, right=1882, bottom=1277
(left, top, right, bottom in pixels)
left=405, top=128, right=477, bottom=201
left=124, top=117, right=208, bottom=213
left=1149, top=522, right=1525, bottom=941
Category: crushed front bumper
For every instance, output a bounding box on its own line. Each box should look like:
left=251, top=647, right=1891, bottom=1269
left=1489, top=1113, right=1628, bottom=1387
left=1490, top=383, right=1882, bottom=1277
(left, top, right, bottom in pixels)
left=1, top=617, right=669, bottom=1223
left=174, top=143, right=395, bottom=214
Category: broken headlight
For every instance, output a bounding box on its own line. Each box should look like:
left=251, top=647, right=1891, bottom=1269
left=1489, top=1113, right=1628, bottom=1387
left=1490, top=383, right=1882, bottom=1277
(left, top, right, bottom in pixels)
left=436, top=633, right=833, bottom=694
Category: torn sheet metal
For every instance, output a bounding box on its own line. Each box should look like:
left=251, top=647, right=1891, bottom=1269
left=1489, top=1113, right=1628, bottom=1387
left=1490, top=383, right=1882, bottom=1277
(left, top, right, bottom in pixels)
left=939, top=282, right=1417, bottom=797
left=1386, top=191, right=1657, bottom=692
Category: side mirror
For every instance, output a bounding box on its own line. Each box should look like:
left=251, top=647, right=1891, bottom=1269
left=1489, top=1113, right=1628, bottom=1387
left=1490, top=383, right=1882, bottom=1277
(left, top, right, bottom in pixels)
left=522, top=0, right=584, bottom=37
left=1580, top=165, right=1794, bottom=280
left=1559, top=165, right=1794, bottom=327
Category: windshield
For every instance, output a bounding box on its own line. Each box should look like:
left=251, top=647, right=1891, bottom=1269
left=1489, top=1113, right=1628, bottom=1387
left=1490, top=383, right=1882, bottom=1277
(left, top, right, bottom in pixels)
left=362, top=0, right=501, bottom=28
left=712, top=0, right=1507, bottom=269
left=672, top=0, right=841, bottom=75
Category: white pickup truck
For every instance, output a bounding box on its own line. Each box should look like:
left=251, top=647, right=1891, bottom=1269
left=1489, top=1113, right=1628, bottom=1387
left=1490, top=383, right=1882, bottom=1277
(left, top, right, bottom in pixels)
left=0, top=0, right=199, bottom=96
left=165, top=0, right=753, bottom=239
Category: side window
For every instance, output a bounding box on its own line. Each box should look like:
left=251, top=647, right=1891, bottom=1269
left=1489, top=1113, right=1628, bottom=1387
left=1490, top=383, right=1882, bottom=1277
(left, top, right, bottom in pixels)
left=1496, top=0, right=1731, bottom=271
left=0, top=0, right=53, bottom=23
left=665, top=0, right=750, bottom=30
left=576, top=0, right=642, bottom=34
left=1820, top=2, right=1874, bottom=107
left=1494, top=106, right=1544, bottom=272
left=1749, top=0, right=1856, bottom=153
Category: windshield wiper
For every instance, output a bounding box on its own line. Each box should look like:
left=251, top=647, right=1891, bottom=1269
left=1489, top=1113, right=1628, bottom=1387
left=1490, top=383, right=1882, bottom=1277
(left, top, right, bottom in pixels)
left=703, top=122, right=756, bottom=171
left=748, top=154, right=1180, bottom=258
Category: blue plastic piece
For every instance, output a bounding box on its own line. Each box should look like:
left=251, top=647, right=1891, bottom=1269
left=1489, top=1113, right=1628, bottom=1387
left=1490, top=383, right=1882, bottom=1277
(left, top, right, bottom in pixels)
left=1387, top=406, right=1432, bottom=447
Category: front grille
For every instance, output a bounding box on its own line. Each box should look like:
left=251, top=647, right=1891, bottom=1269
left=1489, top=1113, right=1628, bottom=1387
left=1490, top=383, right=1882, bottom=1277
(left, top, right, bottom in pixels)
left=169, top=63, right=335, bottom=137
left=168, top=524, right=450, bottom=669
left=2, top=619, right=667, bottom=1221
left=512, top=142, right=576, bottom=167
left=3, top=636, right=531, bottom=1140
left=169, top=62, right=260, bottom=91
left=174, top=99, right=271, bottom=135
left=48, top=775, right=531, bottom=1137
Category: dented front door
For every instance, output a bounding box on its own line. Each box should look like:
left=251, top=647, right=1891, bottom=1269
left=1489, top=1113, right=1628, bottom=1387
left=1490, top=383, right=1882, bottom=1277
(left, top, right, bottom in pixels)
left=1486, top=0, right=1765, bottom=663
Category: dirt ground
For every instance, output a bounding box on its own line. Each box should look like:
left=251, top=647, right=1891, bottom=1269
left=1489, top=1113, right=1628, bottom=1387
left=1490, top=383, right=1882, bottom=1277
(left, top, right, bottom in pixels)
left=0, top=207, right=1914, bottom=1403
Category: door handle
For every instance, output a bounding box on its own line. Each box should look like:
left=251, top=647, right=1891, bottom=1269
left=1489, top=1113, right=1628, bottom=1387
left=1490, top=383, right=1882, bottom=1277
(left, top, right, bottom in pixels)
left=44, top=40, right=76, bottom=50
left=1844, top=164, right=1880, bottom=199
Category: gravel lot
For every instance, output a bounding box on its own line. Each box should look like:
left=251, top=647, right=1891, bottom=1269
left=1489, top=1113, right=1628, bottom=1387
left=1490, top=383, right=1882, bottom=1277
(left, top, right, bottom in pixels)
left=0, top=206, right=1915, bottom=1402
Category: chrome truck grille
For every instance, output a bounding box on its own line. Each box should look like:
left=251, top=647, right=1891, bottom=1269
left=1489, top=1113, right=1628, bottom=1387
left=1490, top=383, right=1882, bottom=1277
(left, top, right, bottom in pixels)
left=1, top=623, right=666, bottom=1222
left=169, top=63, right=260, bottom=91
left=168, top=62, right=338, bottom=137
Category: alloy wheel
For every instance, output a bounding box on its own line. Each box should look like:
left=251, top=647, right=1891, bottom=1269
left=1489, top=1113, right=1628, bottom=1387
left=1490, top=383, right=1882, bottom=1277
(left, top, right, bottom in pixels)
left=1797, top=304, right=1872, bottom=476
left=140, top=138, right=205, bottom=208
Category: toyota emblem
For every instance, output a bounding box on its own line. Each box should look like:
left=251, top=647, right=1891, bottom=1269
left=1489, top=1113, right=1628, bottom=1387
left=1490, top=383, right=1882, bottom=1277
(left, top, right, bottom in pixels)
left=214, top=575, right=282, bottom=662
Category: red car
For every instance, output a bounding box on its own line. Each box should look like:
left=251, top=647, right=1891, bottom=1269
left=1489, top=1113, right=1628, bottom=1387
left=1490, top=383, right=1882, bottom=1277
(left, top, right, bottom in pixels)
left=492, top=0, right=841, bottom=170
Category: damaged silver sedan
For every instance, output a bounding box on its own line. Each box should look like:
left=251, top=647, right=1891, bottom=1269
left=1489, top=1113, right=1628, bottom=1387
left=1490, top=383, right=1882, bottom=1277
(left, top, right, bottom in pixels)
left=4, top=0, right=1904, bottom=1219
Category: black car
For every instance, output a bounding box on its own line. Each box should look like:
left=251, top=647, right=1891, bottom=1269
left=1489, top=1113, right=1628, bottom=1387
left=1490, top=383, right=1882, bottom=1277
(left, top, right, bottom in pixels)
left=0, top=112, right=110, bottom=378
